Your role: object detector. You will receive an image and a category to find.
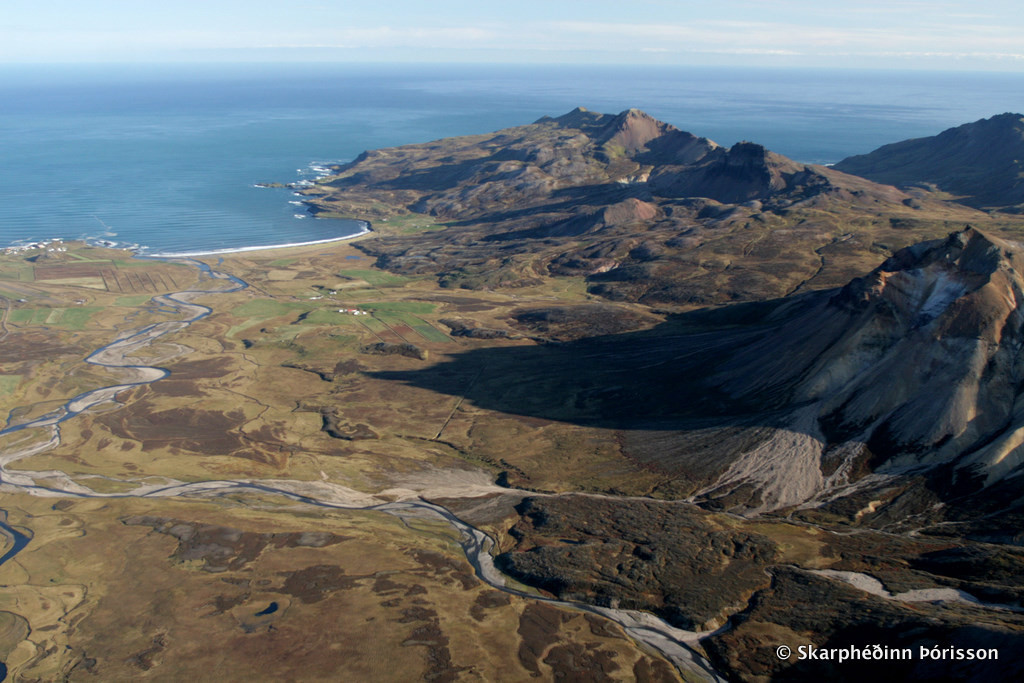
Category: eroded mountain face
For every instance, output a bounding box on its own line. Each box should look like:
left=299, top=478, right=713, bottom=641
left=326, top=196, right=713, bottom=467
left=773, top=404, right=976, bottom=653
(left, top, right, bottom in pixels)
left=694, top=228, right=1024, bottom=519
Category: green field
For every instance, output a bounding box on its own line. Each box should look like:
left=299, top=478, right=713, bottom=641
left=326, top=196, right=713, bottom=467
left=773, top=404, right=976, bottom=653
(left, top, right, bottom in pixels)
left=114, top=295, right=155, bottom=306
left=8, top=307, right=101, bottom=330
left=227, top=299, right=306, bottom=338
left=375, top=313, right=420, bottom=326
left=9, top=308, right=50, bottom=324
left=65, top=252, right=108, bottom=262
left=230, top=299, right=307, bottom=318
left=229, top=300, right=382, bottom=336
left=338, top=269, right=411, bottom=287
left=0, top=264, right=34, bottom=282
left=111, top=259, right=189, bottom=269
left=297, top=309, right=362, bottom=326
left=358, top=309, right=452, bottom=343
left=356, top=301, right=435, bottom=314
left=374, top=314, right=451, bottom=343
left=61, top=308, right=102, bottom=329
left=359, top=317, right=388, bottom=332
left=0, top=375, right=21, bottom=396
left=412, top=324, right=452, bottom=343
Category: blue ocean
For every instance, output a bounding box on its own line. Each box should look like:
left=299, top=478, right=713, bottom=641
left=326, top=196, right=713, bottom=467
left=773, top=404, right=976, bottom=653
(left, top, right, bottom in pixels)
left=1, top=63, right=1022, bottom=254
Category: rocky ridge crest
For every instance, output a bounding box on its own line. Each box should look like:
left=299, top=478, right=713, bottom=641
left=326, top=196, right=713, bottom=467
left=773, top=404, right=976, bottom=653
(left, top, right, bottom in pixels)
left=305, top=108, right=1011, bottom=306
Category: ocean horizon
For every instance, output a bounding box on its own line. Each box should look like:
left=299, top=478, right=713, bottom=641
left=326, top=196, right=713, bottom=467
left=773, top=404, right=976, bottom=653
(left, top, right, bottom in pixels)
left=2, top=62, right=1023, bottom=254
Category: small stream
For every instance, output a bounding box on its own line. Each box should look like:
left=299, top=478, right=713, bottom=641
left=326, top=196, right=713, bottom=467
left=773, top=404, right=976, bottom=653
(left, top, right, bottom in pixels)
left=1, top=258, right=246, bottom=437
left=0, top=256, right=727, bottom=681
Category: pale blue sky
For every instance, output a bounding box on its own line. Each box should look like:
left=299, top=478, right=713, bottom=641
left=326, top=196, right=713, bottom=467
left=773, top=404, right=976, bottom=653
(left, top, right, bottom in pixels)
left=3, top=0, right=1023, bottom=69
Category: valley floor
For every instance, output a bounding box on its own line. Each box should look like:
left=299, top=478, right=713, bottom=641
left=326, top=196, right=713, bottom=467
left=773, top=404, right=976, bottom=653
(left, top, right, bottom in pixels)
left=1, top=239, right=1021, bottom=682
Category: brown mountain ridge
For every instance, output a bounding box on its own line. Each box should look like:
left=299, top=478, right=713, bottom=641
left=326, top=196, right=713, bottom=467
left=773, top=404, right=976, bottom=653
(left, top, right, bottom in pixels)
left=834, top=112, right=1024, bottom=212
left=304, top=108, right=1024, bottom=307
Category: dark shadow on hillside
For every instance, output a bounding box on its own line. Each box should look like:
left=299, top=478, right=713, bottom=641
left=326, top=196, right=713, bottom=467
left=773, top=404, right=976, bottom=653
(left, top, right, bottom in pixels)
left=370, top=285, right=1024, bottom=518
left=368, top=294, right=813, bottom=435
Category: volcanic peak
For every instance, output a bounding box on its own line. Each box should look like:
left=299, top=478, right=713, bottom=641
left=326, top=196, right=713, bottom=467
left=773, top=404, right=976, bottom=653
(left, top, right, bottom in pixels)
left=834, top=227, right=1024, bottom=331
left=598, top=108, right=681, bottom=156
left=537, top=106, right=718, bottom=163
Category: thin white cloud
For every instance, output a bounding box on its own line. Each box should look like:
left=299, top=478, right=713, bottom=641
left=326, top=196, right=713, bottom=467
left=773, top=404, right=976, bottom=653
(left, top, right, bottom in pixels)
left=872, top=51, right=1024, bottom=59
left=2, top=1, right=1022, bottom=67
left=544, top=18, right=1023, bottom=58
left=320, top=26, right=498, bottom=47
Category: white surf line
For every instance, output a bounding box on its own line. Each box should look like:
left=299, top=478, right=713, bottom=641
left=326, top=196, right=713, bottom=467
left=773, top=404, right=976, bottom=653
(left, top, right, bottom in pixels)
left=148, top=223, right=370, bottom=258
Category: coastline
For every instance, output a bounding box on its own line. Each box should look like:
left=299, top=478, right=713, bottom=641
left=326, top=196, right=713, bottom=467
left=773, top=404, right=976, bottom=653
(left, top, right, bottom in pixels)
left=147, top=221, right=371, bottom=258
left=3, top=221, right=372, bottom=261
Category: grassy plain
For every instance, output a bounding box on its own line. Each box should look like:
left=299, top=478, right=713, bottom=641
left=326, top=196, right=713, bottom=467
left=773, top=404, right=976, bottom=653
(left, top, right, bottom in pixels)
left=0, top=238, right=698, bottom=500
left=0, top=375, right=21, bottom=397
left=0, top=239, right=690, bottom=680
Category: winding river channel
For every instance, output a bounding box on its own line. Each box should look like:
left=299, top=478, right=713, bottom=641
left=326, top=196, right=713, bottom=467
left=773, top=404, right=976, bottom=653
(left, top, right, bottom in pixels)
left=0, top=257, right=727, bottom=681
